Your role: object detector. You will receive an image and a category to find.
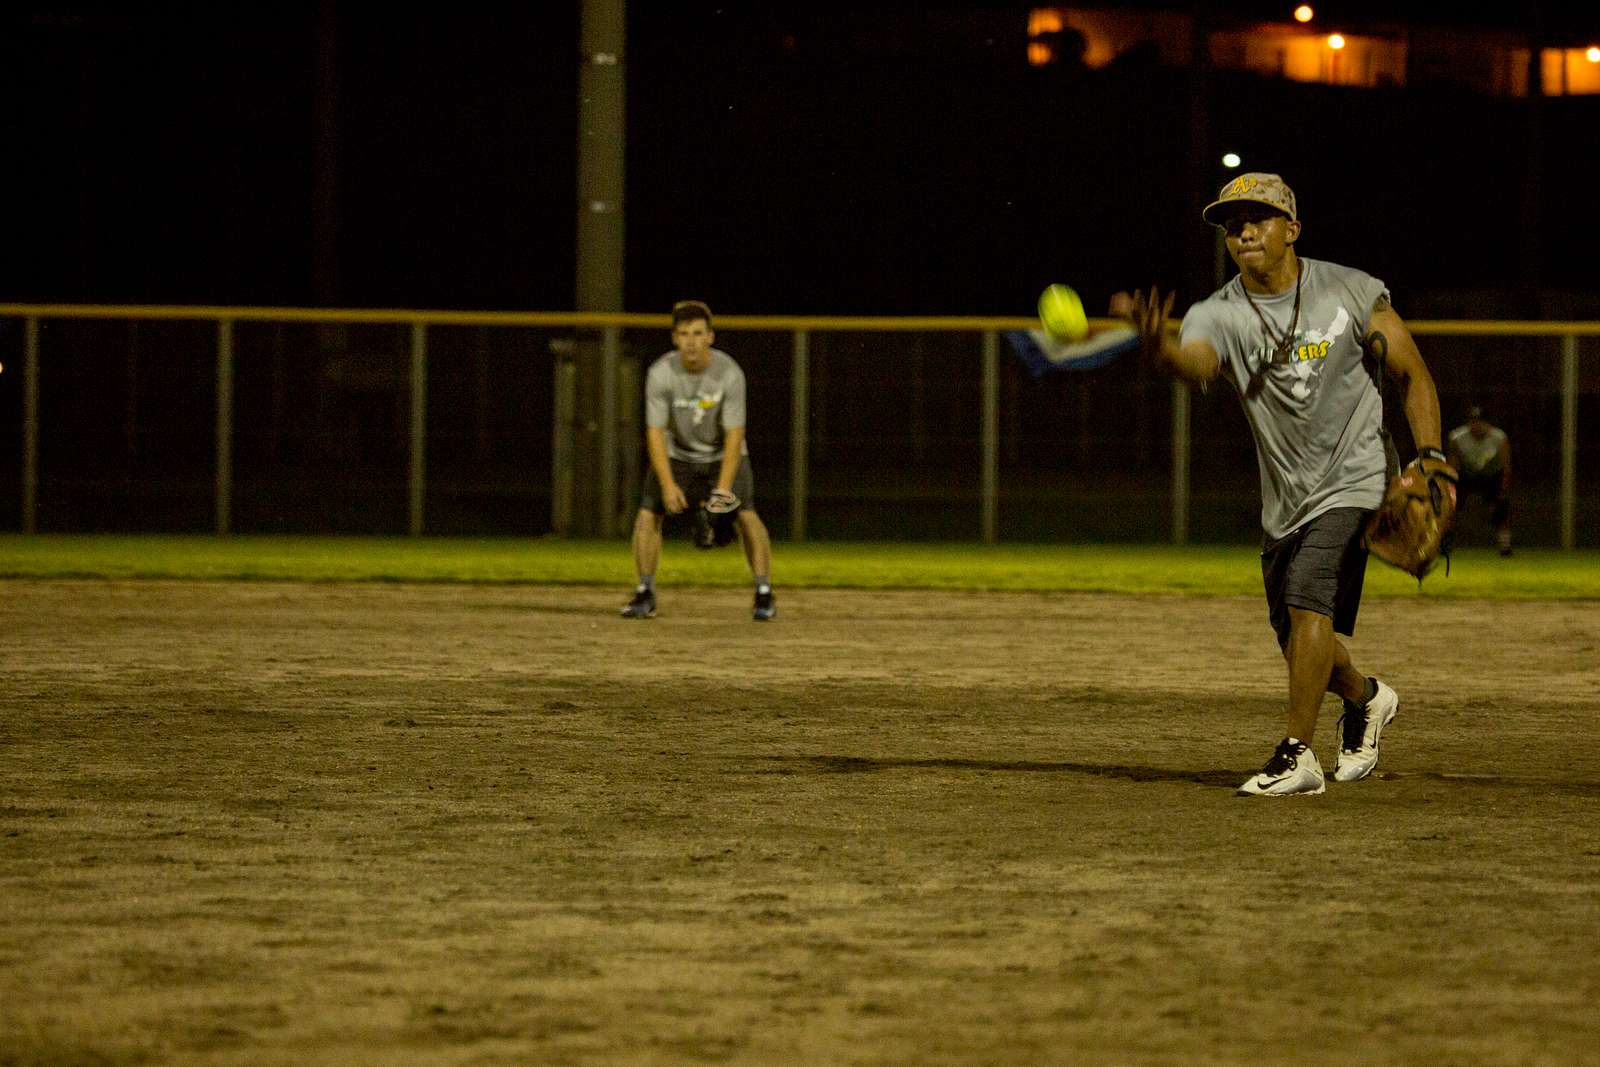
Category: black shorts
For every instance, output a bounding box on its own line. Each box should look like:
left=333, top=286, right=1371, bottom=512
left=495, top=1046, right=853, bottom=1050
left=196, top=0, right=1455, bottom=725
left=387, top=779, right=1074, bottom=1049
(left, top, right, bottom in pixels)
left=1261, top=507, right=1372, bottom=650
left=640, top=456, right=756, bottom=514
left=1459, top=473, right=1510, bottom=525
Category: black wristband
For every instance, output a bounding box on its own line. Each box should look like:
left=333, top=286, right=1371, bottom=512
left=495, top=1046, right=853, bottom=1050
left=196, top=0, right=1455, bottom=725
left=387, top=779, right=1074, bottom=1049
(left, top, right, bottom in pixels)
left=1417, top=446, right=1447, bottom=464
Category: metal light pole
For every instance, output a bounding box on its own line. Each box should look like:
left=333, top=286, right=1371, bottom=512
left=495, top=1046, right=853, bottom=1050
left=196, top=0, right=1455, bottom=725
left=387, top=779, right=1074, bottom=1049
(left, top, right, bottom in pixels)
left=568, top=0, right=627, bottom=536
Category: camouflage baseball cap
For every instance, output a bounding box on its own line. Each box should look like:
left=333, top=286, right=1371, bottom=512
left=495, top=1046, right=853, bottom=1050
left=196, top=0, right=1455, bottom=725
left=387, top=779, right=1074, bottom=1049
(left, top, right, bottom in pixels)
left=1202, top=172, right=1297, bottom=225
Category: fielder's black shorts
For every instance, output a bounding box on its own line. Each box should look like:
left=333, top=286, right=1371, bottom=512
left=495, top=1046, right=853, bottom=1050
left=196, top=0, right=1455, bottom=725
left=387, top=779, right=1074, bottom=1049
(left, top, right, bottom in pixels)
left=639, top=455, right=756, bottom=515
left=1458, top=473, right=1510, bottom=526
left=1261, top=506, right=1372, bottom=651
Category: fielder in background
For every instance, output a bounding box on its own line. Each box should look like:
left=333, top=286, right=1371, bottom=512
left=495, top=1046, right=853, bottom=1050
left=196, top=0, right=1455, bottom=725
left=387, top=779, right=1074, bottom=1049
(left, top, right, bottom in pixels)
left=1127, top=172, right=1450, bottom=797
left=621, top=300, right=777, bottom=621
left=1448, top=404, right=1513, bottom=557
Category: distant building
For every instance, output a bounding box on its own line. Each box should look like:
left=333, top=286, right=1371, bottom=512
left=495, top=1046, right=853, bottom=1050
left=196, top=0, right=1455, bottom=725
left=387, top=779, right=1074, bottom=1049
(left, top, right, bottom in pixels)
left=1027, top=6, right=1600, bottom=95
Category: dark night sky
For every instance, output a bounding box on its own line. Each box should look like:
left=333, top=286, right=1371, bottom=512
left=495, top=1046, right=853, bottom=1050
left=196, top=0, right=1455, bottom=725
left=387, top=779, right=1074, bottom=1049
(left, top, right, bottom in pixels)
left=6, top=1, right=1600, bottom=317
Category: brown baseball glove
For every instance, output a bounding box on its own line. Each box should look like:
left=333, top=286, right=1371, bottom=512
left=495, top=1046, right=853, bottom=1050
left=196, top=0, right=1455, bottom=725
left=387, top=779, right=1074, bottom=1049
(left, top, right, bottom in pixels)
left=1363, top=457, right=1459, bottom=579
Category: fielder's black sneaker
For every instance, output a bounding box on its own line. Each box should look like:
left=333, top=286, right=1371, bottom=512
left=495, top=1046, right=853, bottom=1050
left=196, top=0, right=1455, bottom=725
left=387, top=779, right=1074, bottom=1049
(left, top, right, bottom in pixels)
left=1236, top=738, right=1326, bottom=796
left=620, top=588, right=656, bottom=619
left=752, top=586, right=776, bottom=621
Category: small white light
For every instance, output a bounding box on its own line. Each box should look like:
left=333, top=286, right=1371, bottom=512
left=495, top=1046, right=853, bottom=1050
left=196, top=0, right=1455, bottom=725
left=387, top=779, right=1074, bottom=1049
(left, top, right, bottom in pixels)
left=1587, top=46, right=1600, bottom=63
left=1294, top=5, right=1314, bottom=23
left=1222, top=153, right=1242, bottom=168
left=1327, top=33, right=1345, bottom=50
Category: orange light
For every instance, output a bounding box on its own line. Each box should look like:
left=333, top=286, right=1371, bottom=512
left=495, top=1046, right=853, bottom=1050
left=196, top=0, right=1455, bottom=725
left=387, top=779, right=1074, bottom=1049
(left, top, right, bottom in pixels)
left=1028, top=9, right=1064, bottom=36
left=1587, top=46, right=1600, bottom=63
left=1294, top=5, right=1314, bottom=22
left=1327, top=33, right=1345, bottom=50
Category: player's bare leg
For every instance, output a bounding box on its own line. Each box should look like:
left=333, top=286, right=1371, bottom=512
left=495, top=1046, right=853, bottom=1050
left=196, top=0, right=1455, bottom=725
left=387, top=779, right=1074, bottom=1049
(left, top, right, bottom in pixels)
left=1327, top=637, right=1367, bottom=703
left=1284, top=607, right=1337, bottom=743
left=736, top=509, right=776, bottom=620
left=621, top=509, right=663, bottom=618
left=632, top=508, right=664, bottom=579
left=1260, top=590, right=1402, bottom=785
left=735, top=509, right=771, bottom=578
left=1237, top=606, right=1333, bottom=795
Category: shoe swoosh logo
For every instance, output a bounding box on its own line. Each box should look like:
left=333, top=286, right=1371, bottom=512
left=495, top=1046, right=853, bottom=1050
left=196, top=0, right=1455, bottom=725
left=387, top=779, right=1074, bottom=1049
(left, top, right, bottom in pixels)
left=1249, top=772, right=1293, bottom=789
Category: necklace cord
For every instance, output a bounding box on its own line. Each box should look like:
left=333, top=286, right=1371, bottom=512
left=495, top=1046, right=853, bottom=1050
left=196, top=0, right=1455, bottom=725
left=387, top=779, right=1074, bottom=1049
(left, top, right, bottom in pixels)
left=1242, top=260, right=1303, bottom=366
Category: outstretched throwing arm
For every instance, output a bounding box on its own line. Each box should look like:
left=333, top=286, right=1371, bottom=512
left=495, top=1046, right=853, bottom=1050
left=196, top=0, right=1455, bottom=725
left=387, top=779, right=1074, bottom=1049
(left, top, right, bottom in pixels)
left=1125, top=286, right=1219, bottom=384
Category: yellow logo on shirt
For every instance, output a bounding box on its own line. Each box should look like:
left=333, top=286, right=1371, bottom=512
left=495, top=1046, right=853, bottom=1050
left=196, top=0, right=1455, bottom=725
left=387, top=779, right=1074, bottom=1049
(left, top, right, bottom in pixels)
left=1294, top=340, right=1330, bottom=362
left=673, top=391, right=724, bottom=426
left=671, top=391, right=722, bottom=412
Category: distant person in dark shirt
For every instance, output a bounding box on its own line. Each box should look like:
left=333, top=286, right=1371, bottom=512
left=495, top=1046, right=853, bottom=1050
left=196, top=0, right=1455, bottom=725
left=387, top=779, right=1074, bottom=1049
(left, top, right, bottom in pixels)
left=1447, top=405, right=1513, bottom=557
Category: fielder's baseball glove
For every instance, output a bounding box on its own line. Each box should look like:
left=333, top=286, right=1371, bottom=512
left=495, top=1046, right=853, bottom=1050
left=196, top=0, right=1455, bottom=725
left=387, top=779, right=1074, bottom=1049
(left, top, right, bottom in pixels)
left=1364, top=457, right=1458, bottom=579
left=692, top=489, right=740, bottom=550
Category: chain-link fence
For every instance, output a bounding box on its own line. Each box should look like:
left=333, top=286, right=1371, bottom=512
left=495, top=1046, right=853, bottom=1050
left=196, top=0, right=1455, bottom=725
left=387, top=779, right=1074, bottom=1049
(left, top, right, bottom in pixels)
left=2, top=308, right=1595, bottom=545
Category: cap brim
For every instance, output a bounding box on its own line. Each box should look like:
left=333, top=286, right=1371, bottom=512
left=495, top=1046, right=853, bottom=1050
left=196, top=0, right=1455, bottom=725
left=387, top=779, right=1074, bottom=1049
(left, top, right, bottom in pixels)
left=1201, top=197, right=1292, bottom=225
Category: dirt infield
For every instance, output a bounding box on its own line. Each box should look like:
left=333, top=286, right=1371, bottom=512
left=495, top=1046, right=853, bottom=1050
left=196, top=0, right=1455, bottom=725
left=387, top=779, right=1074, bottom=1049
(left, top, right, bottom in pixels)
left=3, top=580, right=1598, bottom=1065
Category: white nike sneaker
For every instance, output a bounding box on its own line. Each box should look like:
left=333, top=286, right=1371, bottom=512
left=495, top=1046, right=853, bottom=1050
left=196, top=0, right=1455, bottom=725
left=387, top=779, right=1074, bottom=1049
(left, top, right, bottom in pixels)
left=1333, top=679, right=1398, bottom=782
left=1237, top=738, right=1326, bottom=797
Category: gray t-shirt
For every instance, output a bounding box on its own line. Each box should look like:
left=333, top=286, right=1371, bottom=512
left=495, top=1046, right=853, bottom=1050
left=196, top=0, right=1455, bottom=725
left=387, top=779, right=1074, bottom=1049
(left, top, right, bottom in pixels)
left=644, top=348, right=749, bottom=463
left=1449, top=424, right=1507, bottom=478
left=1180, top=257, right=1389, bottom=540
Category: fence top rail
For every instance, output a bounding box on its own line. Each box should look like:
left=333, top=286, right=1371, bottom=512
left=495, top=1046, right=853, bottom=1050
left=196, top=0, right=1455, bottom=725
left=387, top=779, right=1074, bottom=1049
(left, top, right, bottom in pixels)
left=0, top=303, right=1035, bottom=330
left=6, top=303, right=1600, bottom=336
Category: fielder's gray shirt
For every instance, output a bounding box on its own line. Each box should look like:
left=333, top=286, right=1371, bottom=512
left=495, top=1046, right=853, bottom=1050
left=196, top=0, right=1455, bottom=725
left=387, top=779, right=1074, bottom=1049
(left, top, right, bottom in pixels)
left=644, top=348, right=749, bottom=463
left=1180, top=257, right=1388, bottom=540
left=1448, top=424, right=1507, bottom=478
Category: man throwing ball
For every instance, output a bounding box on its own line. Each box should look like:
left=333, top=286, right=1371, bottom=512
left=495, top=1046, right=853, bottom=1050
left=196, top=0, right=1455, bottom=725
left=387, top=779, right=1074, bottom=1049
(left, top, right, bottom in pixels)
left=1127, top=173, right=1450, bottom=796
left=621, top=300, right=776, bottom=621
